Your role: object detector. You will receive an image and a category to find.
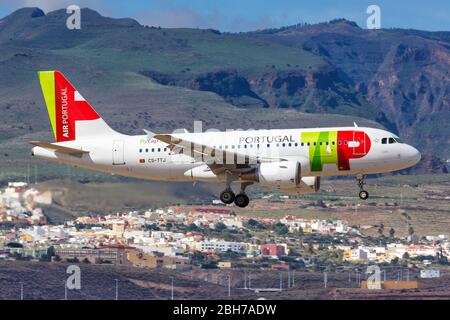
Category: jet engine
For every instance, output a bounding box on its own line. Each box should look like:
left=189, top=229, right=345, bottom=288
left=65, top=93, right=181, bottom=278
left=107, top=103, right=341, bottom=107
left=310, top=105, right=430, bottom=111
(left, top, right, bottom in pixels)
left=240, top=160, right=320, bottom=194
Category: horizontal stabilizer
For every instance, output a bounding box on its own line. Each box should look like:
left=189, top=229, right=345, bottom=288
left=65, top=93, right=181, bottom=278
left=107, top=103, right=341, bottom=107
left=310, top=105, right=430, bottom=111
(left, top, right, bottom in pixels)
left=30, top=141, right=89, bottom=156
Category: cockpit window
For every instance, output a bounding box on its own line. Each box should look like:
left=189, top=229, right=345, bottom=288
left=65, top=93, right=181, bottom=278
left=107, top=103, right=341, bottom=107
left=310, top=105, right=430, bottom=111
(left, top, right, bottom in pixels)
left=382, top=137, right=401, bottom=144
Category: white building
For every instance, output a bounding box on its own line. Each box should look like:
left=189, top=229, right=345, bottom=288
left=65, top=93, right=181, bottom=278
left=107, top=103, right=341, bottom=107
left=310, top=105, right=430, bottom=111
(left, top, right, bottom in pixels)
left=222, top=218, right=243, bottom=229
left=199, top=240, right=247, bottom=254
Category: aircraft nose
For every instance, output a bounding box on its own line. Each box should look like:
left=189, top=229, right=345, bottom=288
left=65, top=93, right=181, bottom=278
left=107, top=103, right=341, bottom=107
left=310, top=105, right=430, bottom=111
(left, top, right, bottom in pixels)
left=404, top=145, right=421, bottom=165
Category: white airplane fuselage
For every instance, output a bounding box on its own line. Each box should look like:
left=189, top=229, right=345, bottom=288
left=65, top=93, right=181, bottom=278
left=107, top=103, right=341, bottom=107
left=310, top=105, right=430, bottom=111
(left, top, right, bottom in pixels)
left=32, top=126, right=421, bottom=183
left=32, top=71, right=422, bottom=206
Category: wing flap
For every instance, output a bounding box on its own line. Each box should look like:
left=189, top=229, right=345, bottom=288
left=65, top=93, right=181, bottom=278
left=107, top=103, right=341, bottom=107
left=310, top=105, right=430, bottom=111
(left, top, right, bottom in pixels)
left=143, top=129, right=283, bottom=172
left=144, top=129, right=257, bottom=165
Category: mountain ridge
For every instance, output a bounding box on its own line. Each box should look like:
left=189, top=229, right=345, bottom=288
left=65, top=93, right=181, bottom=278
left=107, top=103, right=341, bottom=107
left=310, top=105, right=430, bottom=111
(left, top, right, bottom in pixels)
left=0, top=7, right=448, bottom=176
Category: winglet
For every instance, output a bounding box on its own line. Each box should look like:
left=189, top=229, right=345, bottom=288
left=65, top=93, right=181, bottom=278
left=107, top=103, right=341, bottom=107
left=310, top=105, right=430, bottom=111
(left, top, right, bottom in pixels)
left=353, top=122, right=359, bottom=128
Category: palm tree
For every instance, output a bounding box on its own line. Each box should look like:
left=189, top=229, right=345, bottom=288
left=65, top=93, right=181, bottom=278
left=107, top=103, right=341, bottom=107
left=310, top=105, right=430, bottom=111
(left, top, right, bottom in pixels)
left=401, top=212, right=412, bottom=236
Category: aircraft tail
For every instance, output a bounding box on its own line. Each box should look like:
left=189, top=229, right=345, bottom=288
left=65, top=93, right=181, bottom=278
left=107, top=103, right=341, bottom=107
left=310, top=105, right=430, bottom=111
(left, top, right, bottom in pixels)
left=38, top=71, right=117, bottom=142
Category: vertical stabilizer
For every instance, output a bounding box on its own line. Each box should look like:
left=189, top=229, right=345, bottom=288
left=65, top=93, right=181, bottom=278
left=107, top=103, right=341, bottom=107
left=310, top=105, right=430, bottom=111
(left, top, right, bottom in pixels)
left=38, top=71, right=117, bottom=142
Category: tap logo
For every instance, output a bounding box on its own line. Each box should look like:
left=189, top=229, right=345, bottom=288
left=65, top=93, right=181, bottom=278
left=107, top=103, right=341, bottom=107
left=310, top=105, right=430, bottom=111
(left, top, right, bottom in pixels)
left=301, top=130, right=371, bottom=172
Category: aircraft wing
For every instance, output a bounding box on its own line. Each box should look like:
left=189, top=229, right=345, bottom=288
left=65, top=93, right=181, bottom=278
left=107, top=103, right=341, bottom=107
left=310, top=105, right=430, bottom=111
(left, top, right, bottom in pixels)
left=30, top=141, right=89, bottom=156
left=144, top=130, right=280, bottom=174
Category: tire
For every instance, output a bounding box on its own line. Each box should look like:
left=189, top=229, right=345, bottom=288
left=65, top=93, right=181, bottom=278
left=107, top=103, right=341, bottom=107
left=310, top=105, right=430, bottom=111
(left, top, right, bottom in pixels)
left=234, top=193, right=250, bottom=208
left=220, top=190, right=235, bottom=204
left=359, top=190, right=369, bottom=200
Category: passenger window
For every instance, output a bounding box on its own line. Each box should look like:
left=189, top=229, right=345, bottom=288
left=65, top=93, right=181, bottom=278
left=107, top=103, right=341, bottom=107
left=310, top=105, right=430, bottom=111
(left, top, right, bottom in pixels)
left=301, top=142, right=304, bottom=147
left=145, top=148, right=149, bottom=153
left=267, top=144, right=270, bottom=148
left=139, top=149, right=142, bottom=153
left=313, top=142, right=316, bottom=146
left=288, top=143, right=292, bottom=147
left=158, top=148, right=161, bottom=152
left=295, top=143, right=298, bottom=147
left=332, top=141, right=335, bottom=146
left=338, top=141, right=341, bottom=145
left=307, top=142, right=310, bottom=146
left=344, top=140, right=348, bottom=145
left=389, top=138, right=396, bottom=144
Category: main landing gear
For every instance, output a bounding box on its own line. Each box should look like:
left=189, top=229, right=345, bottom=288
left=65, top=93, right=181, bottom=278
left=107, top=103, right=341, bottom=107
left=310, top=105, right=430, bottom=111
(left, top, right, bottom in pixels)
left=219, top=183, right=251, bottom=208
left=234, top=193, right=250, bottom=208
left=220, top=189, right=235, bottom=204
left=356, top=174, right=369, bottom=200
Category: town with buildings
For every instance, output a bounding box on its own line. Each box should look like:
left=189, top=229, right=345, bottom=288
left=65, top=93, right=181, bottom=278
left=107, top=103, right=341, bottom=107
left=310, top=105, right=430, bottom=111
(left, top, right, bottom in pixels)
left=0, top=182, right=449, bottom=274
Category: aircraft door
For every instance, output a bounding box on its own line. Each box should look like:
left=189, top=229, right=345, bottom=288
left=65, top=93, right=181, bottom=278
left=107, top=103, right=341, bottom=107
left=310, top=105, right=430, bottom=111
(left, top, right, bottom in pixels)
left=352, top=131, right=367, bottom=156
left=113, top=140, right=125, bottom=165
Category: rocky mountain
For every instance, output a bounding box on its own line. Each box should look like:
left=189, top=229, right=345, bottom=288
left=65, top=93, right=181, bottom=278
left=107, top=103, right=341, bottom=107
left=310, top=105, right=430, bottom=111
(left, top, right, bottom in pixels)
left=249, top=19, right=450, bottom=161
left=0, top=8, right=448, bottom=178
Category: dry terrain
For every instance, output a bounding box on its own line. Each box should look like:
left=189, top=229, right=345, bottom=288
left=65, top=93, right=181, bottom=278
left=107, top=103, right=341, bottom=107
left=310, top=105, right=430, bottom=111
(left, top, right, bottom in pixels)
left=0, top=261, right=448, bottom=300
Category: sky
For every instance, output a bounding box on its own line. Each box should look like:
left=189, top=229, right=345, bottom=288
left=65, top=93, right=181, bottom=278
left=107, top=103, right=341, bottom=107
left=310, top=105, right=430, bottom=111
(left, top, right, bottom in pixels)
left=1, top=0, right=450, bottom=32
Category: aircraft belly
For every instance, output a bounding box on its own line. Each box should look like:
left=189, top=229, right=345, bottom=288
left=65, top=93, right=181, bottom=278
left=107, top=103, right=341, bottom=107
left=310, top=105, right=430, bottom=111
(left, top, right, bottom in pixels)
left=128, top=162, right=194, bottom=181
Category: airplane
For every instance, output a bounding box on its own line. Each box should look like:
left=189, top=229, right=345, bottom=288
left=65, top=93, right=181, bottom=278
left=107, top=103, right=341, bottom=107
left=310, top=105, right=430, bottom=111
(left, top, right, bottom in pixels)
left=31, top=71, right=421, bottom=208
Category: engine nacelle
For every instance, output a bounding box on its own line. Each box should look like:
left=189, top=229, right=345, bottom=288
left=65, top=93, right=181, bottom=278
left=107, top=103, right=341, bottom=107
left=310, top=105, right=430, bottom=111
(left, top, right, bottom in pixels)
left=256, top=161, right=301, bottom=188
left=240, top=160, right=320, bottom=194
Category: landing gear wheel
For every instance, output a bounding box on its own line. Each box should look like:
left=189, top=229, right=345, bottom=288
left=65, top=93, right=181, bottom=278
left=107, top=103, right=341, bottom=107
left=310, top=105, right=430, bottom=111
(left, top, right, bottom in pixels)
left=359, top=190, right=369, bottom=200
left=356, top=174, right=369, bottom=200
left=234, top=193, right=250, bottom=208
left=220, top=190, right=235, bottom=204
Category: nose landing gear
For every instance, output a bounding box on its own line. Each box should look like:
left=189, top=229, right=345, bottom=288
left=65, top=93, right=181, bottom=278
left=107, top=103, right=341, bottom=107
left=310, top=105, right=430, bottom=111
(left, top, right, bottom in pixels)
left=356, top=174, right=369, bottom=200
left=359, top=190, right=369, bottom=200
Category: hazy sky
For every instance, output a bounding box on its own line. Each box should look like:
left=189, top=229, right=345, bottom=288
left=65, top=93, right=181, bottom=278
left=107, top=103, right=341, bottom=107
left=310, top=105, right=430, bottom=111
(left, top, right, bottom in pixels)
left=1, top=0, right=450, bottom=32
